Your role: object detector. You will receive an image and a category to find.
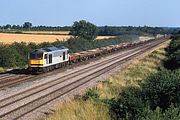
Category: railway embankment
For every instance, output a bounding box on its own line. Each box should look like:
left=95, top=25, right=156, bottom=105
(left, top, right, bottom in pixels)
left=43, top=41, right=176, bottom=120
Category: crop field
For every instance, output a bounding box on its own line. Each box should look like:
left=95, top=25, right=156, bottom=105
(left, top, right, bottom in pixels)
left=0, top=33, right=116, bottom=44
left=96, top=36, right=116, bottom=40
left=22, top=31, right=70, bottom=35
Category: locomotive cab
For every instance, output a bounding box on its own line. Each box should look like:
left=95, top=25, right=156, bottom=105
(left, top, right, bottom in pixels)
left=29, top=50, right=45, bottom=67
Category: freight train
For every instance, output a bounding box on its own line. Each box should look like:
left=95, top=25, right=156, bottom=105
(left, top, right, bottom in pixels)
left=28, top=36, right=169, bottom=73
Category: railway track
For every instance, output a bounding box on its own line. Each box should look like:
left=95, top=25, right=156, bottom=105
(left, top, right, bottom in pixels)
left=0, top=38, right=167, bottom=120
left=0, top=50, right=130, bottom=89
left=0, top=46, right=146, bottom=107
left=0, top=74, right=20, bottom=81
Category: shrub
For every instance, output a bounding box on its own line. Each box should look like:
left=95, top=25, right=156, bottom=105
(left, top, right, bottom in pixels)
left=0, top=67, right=5, bottom=73
left=165, top=38, right=180, bottom=69
left=82, top=88, right=100, bottom=101
left=165, top=49, right=180, bottom=69
left=108, top=87, right=144, bottom=120
left=166, top=39, right=180, bottom=55
left=0, top=45, right=23, bottom=67
left=141, top=69, right=180, bottom=110
left=140, top=105, right=180, bottom=120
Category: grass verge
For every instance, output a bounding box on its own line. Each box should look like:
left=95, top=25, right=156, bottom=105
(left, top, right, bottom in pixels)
left=0, top=67, right=5, bottom=73
left=44, top=43, right=169, bottom=120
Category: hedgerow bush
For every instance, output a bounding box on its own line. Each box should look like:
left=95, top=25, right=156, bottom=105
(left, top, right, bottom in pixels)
left=139, top=105, right=180, bottom=120
left=108, top=69, right=180, bottom=120
left=0, top=44, right=24, bottom=67
left=165, top=36, right=180, bottom=69
left=82, top=87, right=100, bottom=101
left=141, top=69, right=180, bottom=110
left=108, top=87, right=145, bottom=120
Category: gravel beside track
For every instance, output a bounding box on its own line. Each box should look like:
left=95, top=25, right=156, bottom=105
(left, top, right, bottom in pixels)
left=0, top=74, right=21, bottom=81
left=0, top=38, right=168, bottom=120
left=0, top=75, right=34, bottom=89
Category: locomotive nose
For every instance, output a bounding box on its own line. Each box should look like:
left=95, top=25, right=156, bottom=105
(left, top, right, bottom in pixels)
left=29, top=60, right=44, bottom=67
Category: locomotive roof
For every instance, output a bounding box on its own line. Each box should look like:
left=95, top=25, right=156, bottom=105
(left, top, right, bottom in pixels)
left=43, top=46, right=69, bottom=52
left=31, top=46, right=69, bottom=53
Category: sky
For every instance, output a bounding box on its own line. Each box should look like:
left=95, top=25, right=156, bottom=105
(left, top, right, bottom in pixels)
left=0, top=0, right=179, bottom=27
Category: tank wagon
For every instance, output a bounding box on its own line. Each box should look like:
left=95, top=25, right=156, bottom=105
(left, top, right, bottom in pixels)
left=28, top=36, right=169, bottom=73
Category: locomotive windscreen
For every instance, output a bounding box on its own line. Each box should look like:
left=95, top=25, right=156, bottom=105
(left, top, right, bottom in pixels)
left=30, top=52, right=43, bottom=60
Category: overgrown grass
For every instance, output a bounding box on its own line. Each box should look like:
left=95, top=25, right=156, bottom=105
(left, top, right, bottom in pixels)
left=0, top=67, right=5, bottom=73
left=45, top=100, right=110, bottom=120
left=98, top=45, right=167, bottom=99
left=44, top=43, right=168, bottom=120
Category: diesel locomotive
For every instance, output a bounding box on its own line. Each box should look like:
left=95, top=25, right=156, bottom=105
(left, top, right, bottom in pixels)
left=28, top=46, right=69, bottom=73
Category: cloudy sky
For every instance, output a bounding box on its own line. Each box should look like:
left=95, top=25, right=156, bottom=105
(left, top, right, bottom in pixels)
left=0, top=0, right=179, bottom=27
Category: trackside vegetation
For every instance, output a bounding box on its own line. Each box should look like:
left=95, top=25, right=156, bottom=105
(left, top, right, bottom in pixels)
left=44, top=38, right=180, bottom=120
left=0, top=35, right=138, bottom=68
left=165, top=35, right=180, bottom=69
left=108, top=69, right=180, bottom=120
left=107, top=35, right=180, bottom=120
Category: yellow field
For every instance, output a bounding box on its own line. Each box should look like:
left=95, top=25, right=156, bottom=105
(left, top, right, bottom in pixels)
left=0, top=33, right=116, bottom=44
left=0, top=33, right=71, bottom=44
left=96, top=36, right=115, bottom=40
left=22, top=31, right=70, bottom=35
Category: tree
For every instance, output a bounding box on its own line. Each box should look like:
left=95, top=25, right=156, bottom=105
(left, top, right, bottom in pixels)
left=0, top=45, right=22, bottom=67
left=178, top=30, right=180, bottom=34
left=70, top=20, right=98, bottom=40
left=23, top=22, right=32, bottom=30
left=4, top=24, right=11, bottom=30
left=12, top=25, right=21, bottom=29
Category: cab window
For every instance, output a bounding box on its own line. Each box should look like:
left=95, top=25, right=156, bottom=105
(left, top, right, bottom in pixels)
left=30, top=53, right=43, bottom=60
left=44, top=54, right=47, bottom=59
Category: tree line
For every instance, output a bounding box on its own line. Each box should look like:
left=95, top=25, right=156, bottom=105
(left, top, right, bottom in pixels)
left=98, top=26, right=168, bottom=36
left=0, top=22, right=71, bottom=32
left=0, top=21, right=173, bottom=36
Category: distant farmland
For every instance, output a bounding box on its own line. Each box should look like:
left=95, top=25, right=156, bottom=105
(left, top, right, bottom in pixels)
left=22, top=31, right=70, bottom=35
left=0, top=33, right=115, bottom=44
